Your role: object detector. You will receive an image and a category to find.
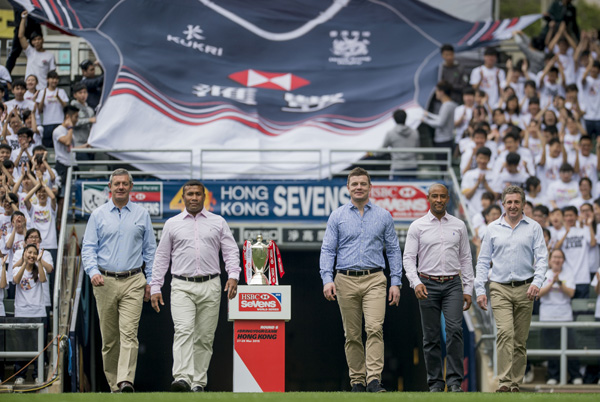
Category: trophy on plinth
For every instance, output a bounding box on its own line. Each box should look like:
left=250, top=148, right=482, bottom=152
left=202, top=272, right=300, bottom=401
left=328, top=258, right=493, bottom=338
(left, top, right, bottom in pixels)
left=242, top=234, right=285, bottom=285
left=249, top=235, right=269, bottom=285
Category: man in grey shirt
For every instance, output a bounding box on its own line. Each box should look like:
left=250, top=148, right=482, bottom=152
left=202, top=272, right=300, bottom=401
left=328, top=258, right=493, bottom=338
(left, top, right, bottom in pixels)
left=423, top=81, right=457, bottom=154
left=380, top=109, right=420, bottom=179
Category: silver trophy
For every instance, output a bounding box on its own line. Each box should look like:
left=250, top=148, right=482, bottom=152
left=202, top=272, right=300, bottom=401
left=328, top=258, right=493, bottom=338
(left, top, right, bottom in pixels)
left=249, top=235, right=269, bottom=285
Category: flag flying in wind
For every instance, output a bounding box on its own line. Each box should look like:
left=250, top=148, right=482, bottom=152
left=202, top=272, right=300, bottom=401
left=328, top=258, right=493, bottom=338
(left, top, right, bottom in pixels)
left=12, top=0, right=539, bottom=177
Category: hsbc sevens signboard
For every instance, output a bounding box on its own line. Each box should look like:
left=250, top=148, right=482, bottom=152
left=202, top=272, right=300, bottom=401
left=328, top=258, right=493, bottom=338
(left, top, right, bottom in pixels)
left=370, top=182, right=430, bottom=221
left=81, top=182, right=163, bottom=219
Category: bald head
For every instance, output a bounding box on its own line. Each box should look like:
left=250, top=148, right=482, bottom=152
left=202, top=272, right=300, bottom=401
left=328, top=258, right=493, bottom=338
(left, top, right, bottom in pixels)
left=428, top=183, right=448, bottom=195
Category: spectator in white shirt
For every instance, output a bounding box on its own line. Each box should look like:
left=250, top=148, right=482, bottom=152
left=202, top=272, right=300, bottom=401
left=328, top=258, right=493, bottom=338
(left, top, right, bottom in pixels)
left=539, top=248, right=581, bottom=385
left=548, top=163, right=580, bottom=209
left=504, top=95, right=522, bottom=128
left=580, top=60, right=600, bottom=139
left=24, top=75, right=38, bottom=102
left=493, top=130, right=535, bottom=176
left=17, top=11, right=55, bottom=91
left=454, top=87, right=475, bottom=145
left=538, top=62, right=566, bottom=109
left=36, top=71, right=69, bottom=148
left=536, top=136, right=567, bottom=190
left=493, top=152, right=530, bottom=193
left=526, top=176, right=548, bottom=207
left=556, top=205, right=596, bottom=299
left=569, top=177, right=593, bottom=210
left=470, top=47, right=505, bottom=108
left=461, top=147, right=495, bottom=218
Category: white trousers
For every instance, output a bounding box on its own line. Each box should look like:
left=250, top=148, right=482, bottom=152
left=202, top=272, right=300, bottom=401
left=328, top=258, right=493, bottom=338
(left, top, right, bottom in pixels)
left=171, top=276, right=221, bottom=388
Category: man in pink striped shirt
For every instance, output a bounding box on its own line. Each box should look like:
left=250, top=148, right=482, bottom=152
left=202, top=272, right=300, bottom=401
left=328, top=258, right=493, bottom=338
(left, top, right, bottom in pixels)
left=403, top=184, right=474, bottom=392
left=150, top=180, right=240, bottom=392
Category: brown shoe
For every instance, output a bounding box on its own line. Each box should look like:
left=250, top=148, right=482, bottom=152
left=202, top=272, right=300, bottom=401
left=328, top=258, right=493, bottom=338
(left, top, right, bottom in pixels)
left=118, top=381, right=135, bottom=393
left=511, top=387, right=520, bottom=392
left=496, top=386, right=510, bottom=392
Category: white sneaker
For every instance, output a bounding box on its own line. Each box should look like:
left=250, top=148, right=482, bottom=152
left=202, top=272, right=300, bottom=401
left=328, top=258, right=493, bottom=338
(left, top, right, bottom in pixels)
left=523, top=370, right=534, bottom=384
left=14, top=377, right=25, bottom=385
left=546, top=379, right=558, bottom=385
left=572, top=378, right=583, bottom=385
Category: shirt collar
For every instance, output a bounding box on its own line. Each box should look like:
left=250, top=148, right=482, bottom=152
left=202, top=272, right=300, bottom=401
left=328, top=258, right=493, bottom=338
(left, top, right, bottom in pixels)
left=183, top=208, right=208, bottom=219
left=498, top=213, right=528, bottom=227
left=349, top=201, right=372, bottom=211
left=108, top=198, right=131, bottom=211
left=427, top=210, right=448, bottom=222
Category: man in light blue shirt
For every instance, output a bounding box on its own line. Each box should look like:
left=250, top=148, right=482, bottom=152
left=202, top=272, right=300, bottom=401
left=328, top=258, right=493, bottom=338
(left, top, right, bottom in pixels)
left=475, top=185, right=547, bottom=392
left=320, top=167, right=402, bottom=393
left=82, top=168, right=156, bottom=393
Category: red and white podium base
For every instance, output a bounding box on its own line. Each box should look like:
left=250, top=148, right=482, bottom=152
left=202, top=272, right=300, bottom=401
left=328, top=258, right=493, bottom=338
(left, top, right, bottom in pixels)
left=229, top=285, right=291, bottom=392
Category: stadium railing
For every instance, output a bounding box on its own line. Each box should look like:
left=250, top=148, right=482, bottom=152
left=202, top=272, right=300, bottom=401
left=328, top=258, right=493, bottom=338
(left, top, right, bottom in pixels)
left=527, top=321, right=600, bottom=385
left=0, top=322, right=45, bottom=386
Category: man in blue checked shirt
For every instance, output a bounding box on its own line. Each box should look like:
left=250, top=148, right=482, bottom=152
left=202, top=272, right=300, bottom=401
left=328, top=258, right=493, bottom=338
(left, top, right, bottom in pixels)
left=82, top=168, right=156, bottom=393
left=320, top=167, right=402, bottom=393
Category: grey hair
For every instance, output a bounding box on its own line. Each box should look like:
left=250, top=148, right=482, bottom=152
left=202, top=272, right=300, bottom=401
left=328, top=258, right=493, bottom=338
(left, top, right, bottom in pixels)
left=501, top=185, right=525, bottom=204
left=109, top=168, right=133, bottom=185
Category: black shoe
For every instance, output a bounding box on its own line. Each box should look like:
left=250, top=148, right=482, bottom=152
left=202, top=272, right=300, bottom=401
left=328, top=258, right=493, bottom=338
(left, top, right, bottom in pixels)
left=351, top=383, right=366, bottom=392
left=191, top=386, right=204, bottom=392
left=450, top=384, right=463, bottom=392
left=430, top=387, right=444, bottom=392
left=367, top=379, right=386, bottom=392
left=118, top=381, right=135, bottom=393
left=171, top=379, right=191, bottom=392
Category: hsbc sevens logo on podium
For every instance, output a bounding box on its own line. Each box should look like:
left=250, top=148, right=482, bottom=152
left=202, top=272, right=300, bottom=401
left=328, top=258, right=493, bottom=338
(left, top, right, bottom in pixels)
left=239, top=293, right=282, bottom=312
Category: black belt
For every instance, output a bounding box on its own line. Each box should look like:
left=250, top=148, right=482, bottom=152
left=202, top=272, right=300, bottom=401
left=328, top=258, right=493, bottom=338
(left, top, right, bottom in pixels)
left=337, top=268, right=383, bottom=277
left=173, top=273, right=219, bottom=283
left=419, top=273, right=458, bottom=283
left=496, top=277, right=534, bottom=288
left=99, top=267, right=142, bottom=279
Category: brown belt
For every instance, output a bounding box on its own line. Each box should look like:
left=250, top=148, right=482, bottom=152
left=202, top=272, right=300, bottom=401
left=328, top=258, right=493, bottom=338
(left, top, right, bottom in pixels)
left=419, top=273, right=458, bottom=283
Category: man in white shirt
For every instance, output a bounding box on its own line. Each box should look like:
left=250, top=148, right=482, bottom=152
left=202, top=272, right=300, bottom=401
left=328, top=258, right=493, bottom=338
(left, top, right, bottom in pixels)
left=462, top=147, right=496, bottom=219
left=17, top=11, right=56, bottom=90
left=4, top=80, right=35, bottom=115
left=547, top=163, right=580, bottom=209
left=52, top=106, right=81, bottom=197
left=454, top=88, right=475, bottom=145
left=403, top=184, right=473, bottom=393
left=557, top=206, right=596, bottom=299
left=492, top=131, right=535, bottom=176
left=470, top=47, right=506, bottom=108
left=580, top=60, right=600, bottom=139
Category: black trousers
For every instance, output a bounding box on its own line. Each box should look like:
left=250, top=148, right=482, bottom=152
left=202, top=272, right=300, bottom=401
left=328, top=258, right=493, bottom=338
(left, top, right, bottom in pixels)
left=418, top=276, right=464, bottom=389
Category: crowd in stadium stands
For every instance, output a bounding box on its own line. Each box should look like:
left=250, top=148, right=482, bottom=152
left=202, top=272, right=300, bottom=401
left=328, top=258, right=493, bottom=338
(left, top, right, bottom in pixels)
left=0, top=8, right=103, bottom=385
left=424, top=12, right=599, bottom=386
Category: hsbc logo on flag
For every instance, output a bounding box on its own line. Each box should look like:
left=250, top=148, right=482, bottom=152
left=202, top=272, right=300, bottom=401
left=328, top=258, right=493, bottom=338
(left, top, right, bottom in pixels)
left=229, top=70, right=310, bottom=91
left=239, top=293, right=282, bottom=312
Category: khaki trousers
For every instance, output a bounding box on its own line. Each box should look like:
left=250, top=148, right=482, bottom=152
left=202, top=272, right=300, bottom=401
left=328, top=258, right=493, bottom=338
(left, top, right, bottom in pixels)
left=334, top=271, right=387, bottom=385
left=93, top=272, right=146, bottom=392
left=171, top=277, right=221, bottom=388
left=489, top=281, right=533, bottom=389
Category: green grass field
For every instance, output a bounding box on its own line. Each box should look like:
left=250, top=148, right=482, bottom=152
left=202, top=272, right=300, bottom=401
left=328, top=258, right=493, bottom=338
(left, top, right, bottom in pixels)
left=2, top=393, right=600, bottom=401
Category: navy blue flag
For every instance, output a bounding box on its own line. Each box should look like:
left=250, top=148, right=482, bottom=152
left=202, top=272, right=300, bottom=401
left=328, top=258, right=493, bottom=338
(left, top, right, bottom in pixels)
left=13, top=0, right=539, bottom=177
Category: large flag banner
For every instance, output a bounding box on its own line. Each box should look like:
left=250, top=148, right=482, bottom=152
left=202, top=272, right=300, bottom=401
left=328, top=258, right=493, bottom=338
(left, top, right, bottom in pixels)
left=13, top=0, right=539, bottom=178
